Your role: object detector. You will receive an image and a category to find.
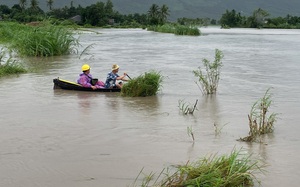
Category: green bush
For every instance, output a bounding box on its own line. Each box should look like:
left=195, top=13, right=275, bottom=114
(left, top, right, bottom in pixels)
left=121, top=71, right=163, bottom=97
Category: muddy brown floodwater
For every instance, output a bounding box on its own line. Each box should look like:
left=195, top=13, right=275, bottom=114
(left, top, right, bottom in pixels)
left=0, top=27, right=300, bottom=187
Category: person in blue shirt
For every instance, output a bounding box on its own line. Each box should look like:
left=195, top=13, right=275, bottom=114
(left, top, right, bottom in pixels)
left=105, top=64, right=128, bottom=88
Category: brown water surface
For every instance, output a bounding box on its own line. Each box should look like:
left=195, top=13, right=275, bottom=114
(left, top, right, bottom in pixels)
left=0, top=27, right=300, bottom=187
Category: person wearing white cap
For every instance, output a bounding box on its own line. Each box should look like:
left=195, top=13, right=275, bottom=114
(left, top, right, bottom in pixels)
left=104, top=64, right=128, bottom=88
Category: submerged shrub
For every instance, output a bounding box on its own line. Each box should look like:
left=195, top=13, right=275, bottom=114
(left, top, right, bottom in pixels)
left=193, top=49, right=224, bottom=95
left=121, top=71, right=163, bottom=97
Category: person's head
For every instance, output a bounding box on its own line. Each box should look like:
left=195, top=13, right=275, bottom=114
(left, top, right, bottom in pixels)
left=112, top=64, right=119, bottom=72
left=82, top=64, right=90, bottom=73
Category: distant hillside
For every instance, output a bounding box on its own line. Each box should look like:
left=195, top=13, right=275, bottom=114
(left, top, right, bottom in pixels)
left=3, top=0, right=300, bottom=20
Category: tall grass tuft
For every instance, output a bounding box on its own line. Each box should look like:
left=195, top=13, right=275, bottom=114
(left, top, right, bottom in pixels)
left=130, top=149, right=264, bottom=187
left=0, top=21, right=78, bottom=57
left=193, top=49, right=224, bottom=95
left=0, top=49, right=27, bottom=77
left=121, top=71, right=163, bottom=97
left=240, top=88, right=278, bottom=142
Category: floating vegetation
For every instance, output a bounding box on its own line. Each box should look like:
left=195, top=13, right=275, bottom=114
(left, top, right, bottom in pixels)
left=240, top=88, right=279, bottom=142
left=121, top=71, right=163, bottom=97
left=193, top=49, right=224, bottom=95
left=130, top=149, right=264, bottom=187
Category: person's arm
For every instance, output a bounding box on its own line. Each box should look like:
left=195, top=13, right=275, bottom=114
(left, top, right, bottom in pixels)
left=116, top=73, right=128, bottom=81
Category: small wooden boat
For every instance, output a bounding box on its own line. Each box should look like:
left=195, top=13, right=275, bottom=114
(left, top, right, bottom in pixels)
left=53, top=78, right=121, bottom=92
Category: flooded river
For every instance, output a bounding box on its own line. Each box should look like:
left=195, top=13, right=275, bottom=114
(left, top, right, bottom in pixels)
left=0, top=27, right=300, bottom=187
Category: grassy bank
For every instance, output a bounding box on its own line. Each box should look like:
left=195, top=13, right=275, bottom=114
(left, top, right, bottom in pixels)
left=0, top=21, right=78, bottom=57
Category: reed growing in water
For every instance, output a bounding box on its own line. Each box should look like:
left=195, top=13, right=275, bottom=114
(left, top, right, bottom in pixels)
left=131, top=149, right=264, bottom=187
left=240, top=88, right=278, bottom=142
left=121, top=71, right=163, bottom=97
left=0, top=21, right=78, bottom=57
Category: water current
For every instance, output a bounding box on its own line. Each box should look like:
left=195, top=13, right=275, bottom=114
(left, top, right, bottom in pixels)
left=0, top=27, right=299, bottom=187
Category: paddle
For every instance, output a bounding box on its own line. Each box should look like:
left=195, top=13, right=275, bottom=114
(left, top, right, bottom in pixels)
left=126, top=74, right=132, bottom=80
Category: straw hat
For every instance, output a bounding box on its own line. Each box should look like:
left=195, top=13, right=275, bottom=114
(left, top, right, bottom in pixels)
left=112, top=64, right=120, bottom=71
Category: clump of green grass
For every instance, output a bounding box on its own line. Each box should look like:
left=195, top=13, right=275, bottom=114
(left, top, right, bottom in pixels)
left=174, top=24, right=200, bottom=36
left=0, top=50, right=27, bottom=77
left=131, top=149, right=264, bottom=187
left=240, top=88, right=278, bottom=142
left=193, top=49, right=224, bottom=95
left=147, top=24, right=200, bottom=36
left=0, top=22, right=30, bottom=43
left=121, top=71, right=163, bottom=97
left=147, top=24, right=175, bottom=34
left=0, top=21, right=78, bottom=57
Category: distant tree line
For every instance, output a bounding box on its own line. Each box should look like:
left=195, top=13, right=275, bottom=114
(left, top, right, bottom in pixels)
left=0, top=0, right=220, bottom=27
left=0, top=0, right=300, bottom=29
left=220, top=8, right=300, bottom=29
left=0, top=0, right=172, bottom=27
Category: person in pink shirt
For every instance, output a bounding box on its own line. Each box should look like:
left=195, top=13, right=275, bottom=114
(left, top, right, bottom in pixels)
left=77, top=64, right=105, bottom=90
